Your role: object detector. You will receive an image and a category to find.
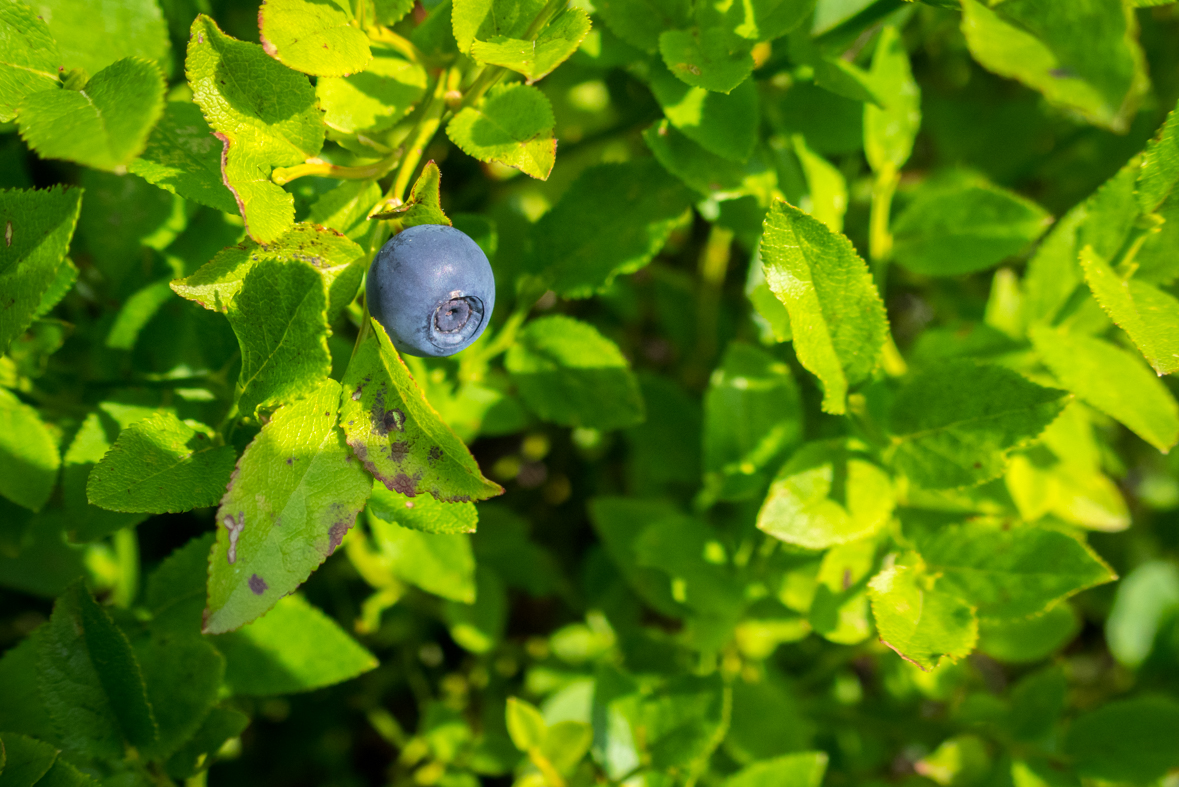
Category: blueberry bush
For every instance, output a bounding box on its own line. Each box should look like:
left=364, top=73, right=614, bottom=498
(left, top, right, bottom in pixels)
left=1, top=0, right=1179, bottom=785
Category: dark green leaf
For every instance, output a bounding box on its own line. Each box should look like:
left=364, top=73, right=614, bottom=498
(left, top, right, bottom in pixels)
left=164, top=705, right=249, bottom=780
left=128, top=100, right=238, bottom=213
left=977, top=602, right=1080, bottom=663
left=595, top=0, right=691, bottom=52
left=648, top=62, right=758, bottom=163
left=0, top=732, right=57, bottom=787
left=1063, top=696, right=1179, bottom=783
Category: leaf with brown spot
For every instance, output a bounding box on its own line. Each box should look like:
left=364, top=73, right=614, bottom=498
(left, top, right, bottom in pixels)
left=204, top=379, right=372, bottom=634
left=341, top=319, right=503, bottom=503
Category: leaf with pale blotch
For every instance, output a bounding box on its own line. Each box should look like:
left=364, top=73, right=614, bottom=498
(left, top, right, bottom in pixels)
left=317, top=45, right=426, bottom=134
left=368, top=482, right=477, bottom=534
left=960, top=0, right=1146, bottom=134
left=525, top=159, right=695, bottom=298
left=452, top=0, right=546, bottom=53
left=259, top=0, right=371, bottom=77
left=760, top=200, right=887, bottom=414
left=1080, top=246, right=1179, bottom=375
left=659, top=28, right=753, bottom=94
left=0, top=2, right=61, bottom=122
left=446, top=83, right=555, bottom=180
left=757, top=440, right=893, bottom=550
left=368, top=160, right=450, bottom=226
left=0, top=387, right=59, bottom=512
left=128, top=101, right=238, bottom=213
left=864, top=26, right=919, bottom=173
left=227, top=259, right=332, bottom=419
left=506, top=315, right=645, bottom=431
left=888, top=361, right=1066, bottom=490
left=918, top=521, right=1116, bottom=621
left=18, top=57, right=166, bottom=171
left=1030, top=326, right=1179, bottom=452
left=39, top=581, right=158, bottom=759
left=214, top=594, right=377, bottom=694
left=172, top=222, right=365, bottom=322
left=868, top=564, right=978, bottom=671
left=85, top=412, right=236, bottom=514
left=469, top=6, right=591, bottom=83
left=340, top=319, right=503, bottom=502
left=187, top=15, right=325, bottom=243
left=1138, top=99, right=1179, bottom=212
left=204, top=380, right=373, bottom=634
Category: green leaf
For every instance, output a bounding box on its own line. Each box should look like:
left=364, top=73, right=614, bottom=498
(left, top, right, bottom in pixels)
left=760, top=199, right=888, bottom=414
left=793, top=135, right=847, bottom=232
left=0, top=732, right=57, bottom=787
left=525, top=159, right=694, bottom=298
left=172, top=222, right=365, bottom=322
left=368, top=159, right=450, bottom=226
left=444, top=566, right=507, bottom=652
left=718, top=0, right=813, bottom=43
left=1029, top=325, right=1179, bottom=452
left=187, top=15, right=325, bottom=243
left=978, top=602, right=1080, bottom=663
left=868, top=564, right=978, bottom=671
left=1080, top=246, right=1179, bottom=375
left=316, top=45, right=426, bottom=134
left=864, top=26, right=920, bottom=173
left=469, top=6, right=591, bottom=83
left=85, top=412, right=236, bottom=514
left=505, top=315, right=644, bottom=431
left=643, top=121, right=777, bottom=202
left=259, top=0, right=371, bottom=77
left=918, top=521, right=1116, bottom=620
left=506, top=697, right=547, bottom=751
left=105, top=278, right=174, bottom=351
left=1063, top=696, right=1179, bottom=783
left=30, top=0, right=170, bottom=77
left=213, top=593, right=378, bottom=695
left=725, top=752, right=828, bottom=787
left=595, top=0, right=691, bottom=52
left=539, top=720, right=593, bottom=777
left=648, top=62, right=758, bottom=163
left=369, top=482, right=477, bottom=534
left=364, top=509, right=476, bottom=601
left=204, top=379, right=373, bottom=634
left=164, top=705, right=248, bottom=780
left=309, top=180, right=383, bottom=241
left=18, top=56, right=166, bottom=171
left=703, top=342, right=803, bottom=500
left=0, top=186, right=82, bottom=354
left=452, top=0, right=545, bottom=52
left=810, top=539, right=875, bottom=645
left=0, top=388, right=59, bottom=513
left=888, top=361, right=1067, bottom=490
left=1138, top=99, right=1179, bottom=212
left=39, top=581, right=157, bottom=759
left=0, top=630, right=56, bottom=740
left=1105, top=561, right=1179, bottom=668
left=757, top=440, right=893, bottom=550
left=659, top=28, right=752, bottom=94
left=959, top=0, right=1147, bottom=133
left=340, top=319, right=502, bottom=502
left=227, top=258, right=331, bottom=418
left=75, top=169, right=184, bottom=286
left=127, top=100, right=239, bottom=214
left=0, top=2, right=61, bottom=123
left=892, top=175, right=1052, bottom=276
left=589, top=497, right=683, bottom=617
left=633, top=513, right=746, bottom=624
left=446, top=83, right=556, bottom=180
left=640, top=674, right=729, bottom=772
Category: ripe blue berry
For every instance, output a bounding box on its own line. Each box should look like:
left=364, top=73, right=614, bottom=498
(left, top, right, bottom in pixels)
left=366, top=224, right=495, bottom=357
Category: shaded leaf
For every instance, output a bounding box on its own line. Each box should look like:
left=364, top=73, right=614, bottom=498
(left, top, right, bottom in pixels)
left=341, top=319, right=502, bottom=502
left=0, top=186, right=82, bottom=354
left=888, top=362, right=1067, bottom=490
left=446, top=83, right=555, bottom=180
left=187, top=15, right=325, bottom=243
left=1106, top=561, right=1179, bottom=668
left=526, top=159, right=694, bottom=298
left=364, top=509, right=476, bottom=601
left=204, top=379, right=372, bottom=634
left=469, top=6, right=591, bottom=83
left=648, top=62, right=758, bottom=163
left=505, top=315, right=644, bottom=431
left=978, top=602, right=1080, bottom=663
left=760, top=199, right=887, bottom=414
left=19, top=57, right=166, bottom=171
left=164, top=705, right=249, bottom=780
left=868, top=564, right=978, bottom=671
left=1063, top=697, right=1179, bottom=783
left=644, top=121, right=777, bottom=202
left=595, top=0, right=691, bottom=52
left=128, top=100, right=238, bottom=213
left=86, top=412, right=235, bottom=514
left=0, top=732, right=58, bottom=787
left=214, top=594, right=378, bottom=695
left=259, top=0, right=371, bottom=77
left=309, top=180, right=383, bottom=241
left=368, top=482, right=477, bottom=535
left=0, top=388, right=59, bottom=513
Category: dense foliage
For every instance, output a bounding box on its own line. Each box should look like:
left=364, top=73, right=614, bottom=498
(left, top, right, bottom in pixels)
left=1, top=0, right=1179, bottom=785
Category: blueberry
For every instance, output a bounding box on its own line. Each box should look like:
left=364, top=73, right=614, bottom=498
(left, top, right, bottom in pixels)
left=366, top=224, right=495, bottom=357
